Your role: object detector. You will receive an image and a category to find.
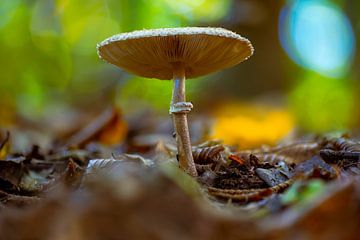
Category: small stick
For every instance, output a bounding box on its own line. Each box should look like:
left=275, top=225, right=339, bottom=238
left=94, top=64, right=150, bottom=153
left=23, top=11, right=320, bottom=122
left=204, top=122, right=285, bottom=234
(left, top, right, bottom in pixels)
left=208, top=179, right=294, bottom=202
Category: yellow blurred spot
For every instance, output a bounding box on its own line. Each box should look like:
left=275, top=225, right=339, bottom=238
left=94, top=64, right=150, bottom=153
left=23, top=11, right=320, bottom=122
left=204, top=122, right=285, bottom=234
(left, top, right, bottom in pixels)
left=211, top=103, right=294, bottom=149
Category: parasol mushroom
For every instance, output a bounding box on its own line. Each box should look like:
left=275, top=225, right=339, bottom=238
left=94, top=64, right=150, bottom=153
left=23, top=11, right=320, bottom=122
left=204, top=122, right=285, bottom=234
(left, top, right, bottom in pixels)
left=97, top=27, right=253, bottom=177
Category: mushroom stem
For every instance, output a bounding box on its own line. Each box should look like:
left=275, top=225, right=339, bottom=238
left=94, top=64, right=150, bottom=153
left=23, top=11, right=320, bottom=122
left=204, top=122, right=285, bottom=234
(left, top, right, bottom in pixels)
left=171, top=64, right=197, bottom=177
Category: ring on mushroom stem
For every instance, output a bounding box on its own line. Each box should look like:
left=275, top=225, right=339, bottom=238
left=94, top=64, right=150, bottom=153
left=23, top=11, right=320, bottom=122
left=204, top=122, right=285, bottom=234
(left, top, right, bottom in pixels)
left=97, top=27, right=253, bottom=177
left=170, top=63, right=197, bottom=176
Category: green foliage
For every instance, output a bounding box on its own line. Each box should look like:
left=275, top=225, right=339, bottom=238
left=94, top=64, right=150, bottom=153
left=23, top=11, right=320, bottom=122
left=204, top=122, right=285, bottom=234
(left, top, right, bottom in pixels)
left=289, top=73, right=356, bottom=132
left=282, top=180, right=325, bottom=205
left=0, top=0, right=230, bottom=119
left=163, top=0, right=230, bottom=22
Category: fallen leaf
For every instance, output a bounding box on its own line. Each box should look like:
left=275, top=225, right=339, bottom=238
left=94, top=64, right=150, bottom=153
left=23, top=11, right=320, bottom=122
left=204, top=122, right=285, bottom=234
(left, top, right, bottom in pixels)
left=59, top=107, right=127, bottom=149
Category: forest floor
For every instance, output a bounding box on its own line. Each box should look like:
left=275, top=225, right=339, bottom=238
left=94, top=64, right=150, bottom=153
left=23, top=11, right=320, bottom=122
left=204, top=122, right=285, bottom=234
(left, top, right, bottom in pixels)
left=0, top=107, right=359, bottom=240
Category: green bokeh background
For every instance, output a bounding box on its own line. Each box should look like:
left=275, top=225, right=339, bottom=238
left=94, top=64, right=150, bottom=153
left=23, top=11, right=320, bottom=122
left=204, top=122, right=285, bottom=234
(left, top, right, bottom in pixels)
left=0, top=0, right=359, bottom=133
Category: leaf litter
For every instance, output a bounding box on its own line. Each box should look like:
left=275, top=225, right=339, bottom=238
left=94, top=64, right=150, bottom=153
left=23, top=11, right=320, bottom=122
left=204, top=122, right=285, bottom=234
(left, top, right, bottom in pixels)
left=0, top=107, right=360, bottom=239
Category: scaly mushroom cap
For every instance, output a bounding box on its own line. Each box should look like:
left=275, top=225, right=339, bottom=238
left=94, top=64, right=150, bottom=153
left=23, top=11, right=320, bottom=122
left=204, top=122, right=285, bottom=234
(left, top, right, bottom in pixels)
left=97, top=27, right=253, bottom=80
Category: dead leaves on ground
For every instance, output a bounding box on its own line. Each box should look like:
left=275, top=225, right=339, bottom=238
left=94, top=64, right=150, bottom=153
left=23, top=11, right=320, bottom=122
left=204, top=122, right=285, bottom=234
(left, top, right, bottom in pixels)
left=55, top=107, right=127, bottom=149
left=0, top=108, right=360, bottom=239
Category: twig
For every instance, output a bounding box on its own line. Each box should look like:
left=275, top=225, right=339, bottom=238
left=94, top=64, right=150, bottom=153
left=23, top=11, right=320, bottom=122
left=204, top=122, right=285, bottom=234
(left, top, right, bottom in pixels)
left=208, top=179, right=294, bottom=202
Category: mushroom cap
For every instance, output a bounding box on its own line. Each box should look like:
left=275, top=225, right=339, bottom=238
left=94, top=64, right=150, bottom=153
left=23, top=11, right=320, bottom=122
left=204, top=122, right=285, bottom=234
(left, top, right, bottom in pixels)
left=97, top=27, right=253, bottom=80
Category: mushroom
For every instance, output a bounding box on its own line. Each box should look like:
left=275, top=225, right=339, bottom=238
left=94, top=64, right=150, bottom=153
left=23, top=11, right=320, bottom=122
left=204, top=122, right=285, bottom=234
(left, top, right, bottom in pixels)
left=97, top=27, right=253, bottom=177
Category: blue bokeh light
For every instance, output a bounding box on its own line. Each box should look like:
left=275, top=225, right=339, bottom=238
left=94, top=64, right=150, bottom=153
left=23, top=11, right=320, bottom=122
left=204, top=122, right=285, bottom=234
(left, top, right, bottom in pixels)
left=279, top=0, right=355, bottom=78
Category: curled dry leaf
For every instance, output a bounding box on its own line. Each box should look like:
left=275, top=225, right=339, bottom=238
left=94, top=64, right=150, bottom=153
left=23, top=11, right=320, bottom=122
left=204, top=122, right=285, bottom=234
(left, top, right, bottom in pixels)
left=322, top=137, right=360, bottom=152
left=59, top=107, right=127, bottom=149
left=320, top=138, right=360, bottom=171
left=192, top=144, right=225, bottom=165
left=320, top=149, right=360, bottom=163
left=85, top=154, right=153, bottom=180
left=86, top=159, right=135, bottom=178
